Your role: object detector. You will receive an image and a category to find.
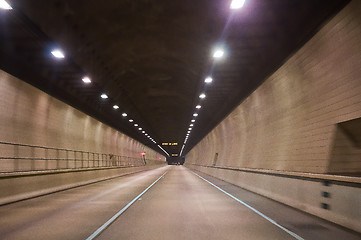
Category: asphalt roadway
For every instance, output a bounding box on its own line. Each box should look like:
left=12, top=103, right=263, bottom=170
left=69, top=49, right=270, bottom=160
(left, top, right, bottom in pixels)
left=0, top=166, right=359, bottom=240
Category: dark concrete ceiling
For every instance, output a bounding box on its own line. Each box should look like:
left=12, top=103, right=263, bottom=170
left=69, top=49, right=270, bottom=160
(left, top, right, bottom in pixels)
left=0, top=0, right=349, bottom=157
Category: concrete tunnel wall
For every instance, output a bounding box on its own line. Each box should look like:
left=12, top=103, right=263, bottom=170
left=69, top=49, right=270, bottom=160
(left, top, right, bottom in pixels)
left=0, top=70, right=165, bottom=162
left=186, top=0, right=361, bottom=233
left=0, top=68, right=166, bottom=205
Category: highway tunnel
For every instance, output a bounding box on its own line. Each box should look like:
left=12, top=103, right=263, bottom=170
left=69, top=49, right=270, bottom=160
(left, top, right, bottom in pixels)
left=0, top=0, right=360, bottom=239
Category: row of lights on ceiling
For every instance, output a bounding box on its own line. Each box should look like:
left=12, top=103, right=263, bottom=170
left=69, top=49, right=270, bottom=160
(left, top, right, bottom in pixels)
left=51, top=50, right=159, bottom=145
left=0, top=0, right=164, bottom=154
left=179, top=0, right=246, bottom=157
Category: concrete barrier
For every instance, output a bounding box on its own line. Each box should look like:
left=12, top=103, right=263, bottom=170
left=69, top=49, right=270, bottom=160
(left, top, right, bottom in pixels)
left=0, top=163, right=167, bottom=205
left=187, top=164, right=361, bottom=233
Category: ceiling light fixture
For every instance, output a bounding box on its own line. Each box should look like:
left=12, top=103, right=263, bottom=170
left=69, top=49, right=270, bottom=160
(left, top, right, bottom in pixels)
left=0, top=0, right=12, bottom=10
left=82, top=76, right=91, bottom=84
left=205, top=77, right=213, bottom=83
left=196, top=105, right=201, bottom=109
left=213, top=49, right=224, bottom=59
left=51, top=49, right=65, bottom=59
left=191, top=120, right=195, bottom=122
left=190, top=124, right=194, bottom=127
left=142, top=131, right=145, bottom=133
left=193, top=113, right=198, bottom=117
left=129, top=119, right=133, bottom=122
left=230, top=0, right=245, bottom=9
left=100, top=94, right=108, bottom=99
left=113, top=105, right=119, bottom=110
left=134, top=124, right=138, bottom=127
left=199, top=93, right=206, bottom=99
left=138, top=128, right=142, bottom=130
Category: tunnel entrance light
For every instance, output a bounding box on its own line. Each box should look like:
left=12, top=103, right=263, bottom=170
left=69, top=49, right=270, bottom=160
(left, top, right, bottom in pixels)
left=0, top=0, right=12, bottom=10
left=205, top=77, right=213, bottom=83
left=82, top=76, right=91, bottom=84
left=51, top=49, right=65, bottom=59
left=230, top=0, right=245, bottom=9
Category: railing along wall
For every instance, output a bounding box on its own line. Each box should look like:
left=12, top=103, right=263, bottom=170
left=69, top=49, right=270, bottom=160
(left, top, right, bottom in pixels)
left=0, top=141, right=152, bottom=173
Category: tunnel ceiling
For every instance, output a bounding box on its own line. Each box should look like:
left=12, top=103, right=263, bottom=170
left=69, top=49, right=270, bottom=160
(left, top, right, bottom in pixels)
left=0, top=0, right=349, bottom=156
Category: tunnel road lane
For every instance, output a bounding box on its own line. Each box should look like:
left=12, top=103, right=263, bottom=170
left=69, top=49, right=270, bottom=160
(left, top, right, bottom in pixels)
left=0, top=165, right=359, bottom=240
left=95, top=166, right=307, bottom=240
left=0, top=166, right=170, bottom=240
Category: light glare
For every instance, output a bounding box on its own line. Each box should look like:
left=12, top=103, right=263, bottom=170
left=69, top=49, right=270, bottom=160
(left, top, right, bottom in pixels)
left=230, top=0, right=245, bottom=9
left=82, top=76, right=91, bottom=83
left=0, top=0, right=12, bottom=10
left=51, top=49, right=65, bottom=59
left=213, top=49, right=224, bottom=59
left=205, top=77, right=213, bottom=83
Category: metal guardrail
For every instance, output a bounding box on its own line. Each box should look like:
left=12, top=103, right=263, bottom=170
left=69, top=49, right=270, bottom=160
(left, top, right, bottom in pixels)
left=0, top=141, right=149, bottom=173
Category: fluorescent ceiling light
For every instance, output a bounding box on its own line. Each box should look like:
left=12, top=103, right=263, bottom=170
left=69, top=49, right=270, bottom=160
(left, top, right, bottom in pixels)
left=142, top=131, right=145, bottom=133
left=134, top=124, right=138, bottom=127
left=193, top=113, right=198, bottom=117
left=51, top=49, right=65, bottom=59
left=101, top=94, right=108, bottom=99
left=138, top=128, right=142, bottom=130
left=196, top=105, right=201, bottom=109
left=199, top=93, right=206, bottom=99
left=82, top=76, right=91, bottom=83
left=190, top=124, right=194, bottom=127
left=191, top=120, right=195, bottom=122
left=113, top=105, right=119, bottom=109
left=129, top=119, right=133, bottom=122
left=0, top=0, right=12, bottom=10
left=205, top=77, right=213, bottom=83
left=230, top=0, right=245, bottom=9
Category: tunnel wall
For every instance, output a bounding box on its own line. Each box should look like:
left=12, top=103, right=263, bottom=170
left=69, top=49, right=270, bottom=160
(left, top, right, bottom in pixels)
left=186, top=0, right=361, bottom=232
left=0, top=69, right=167, bottom=204
left=186, top=0, right=361, bottom=174
left=0, top=69, right=165, bottom=163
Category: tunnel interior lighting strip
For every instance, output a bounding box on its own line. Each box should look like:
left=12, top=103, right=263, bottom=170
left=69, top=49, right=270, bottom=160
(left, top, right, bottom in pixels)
left=182, top=2, right=249, bottom=156
left=0, top=0, right=12, bottom=10
left=157, top=145, right=170, bottom=157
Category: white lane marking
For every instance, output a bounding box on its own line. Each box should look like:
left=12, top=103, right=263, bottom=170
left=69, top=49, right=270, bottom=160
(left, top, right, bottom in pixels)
left=86, top=170, right=168, bottom=240
left=192, top=171, right=305, bottom=240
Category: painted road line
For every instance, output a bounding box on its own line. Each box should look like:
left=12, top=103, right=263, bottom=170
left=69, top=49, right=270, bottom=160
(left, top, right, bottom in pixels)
left=192, top=171, right=305, bottom=240
left=86, top=170, right=168, bottom=240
